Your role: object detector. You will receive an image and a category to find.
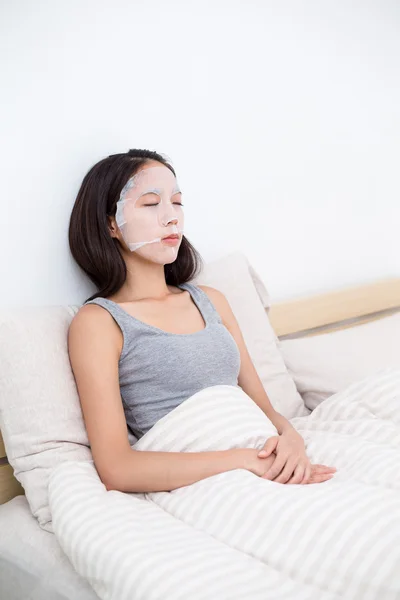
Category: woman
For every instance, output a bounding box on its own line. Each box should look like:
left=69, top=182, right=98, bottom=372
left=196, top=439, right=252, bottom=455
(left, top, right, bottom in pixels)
left=68, top=148, right=335, bottom=493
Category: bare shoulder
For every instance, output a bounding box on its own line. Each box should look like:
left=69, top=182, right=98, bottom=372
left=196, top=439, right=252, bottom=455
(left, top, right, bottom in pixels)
left=197, top=284, right=233, bottom=323
left=70, top=302, right=114, bottom=333
left=68, top=303, right=122, bottom=356
left=197, top=284, right=226, bottom=303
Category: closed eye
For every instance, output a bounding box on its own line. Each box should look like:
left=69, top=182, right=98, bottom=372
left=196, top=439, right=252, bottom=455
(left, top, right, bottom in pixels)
left=143, top=202, right=184, bottom=206
left=172, top=191, right=183, bottom=206
left=142, top=191, right=183, bottom=207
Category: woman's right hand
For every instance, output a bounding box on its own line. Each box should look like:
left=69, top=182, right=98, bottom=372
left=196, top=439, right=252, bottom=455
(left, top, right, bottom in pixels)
left=239, top=448, right=276, bottom=477
left=239, top=449, right=336, bottom=484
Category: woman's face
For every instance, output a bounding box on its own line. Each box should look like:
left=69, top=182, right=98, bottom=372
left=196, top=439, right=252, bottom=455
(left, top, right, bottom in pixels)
left=113, top=162, right=184, bottom=265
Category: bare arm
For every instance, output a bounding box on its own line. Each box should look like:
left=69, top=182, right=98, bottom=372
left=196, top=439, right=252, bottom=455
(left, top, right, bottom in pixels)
left=198, top=286, right=336, bottom=485
left=68, top=305, right=265, bottom=493
left=198, top=285, right=295, bottom=434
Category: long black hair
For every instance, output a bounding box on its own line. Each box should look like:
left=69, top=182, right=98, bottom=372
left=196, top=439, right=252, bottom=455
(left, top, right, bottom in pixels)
left=69, top=148, right=203, bottom=302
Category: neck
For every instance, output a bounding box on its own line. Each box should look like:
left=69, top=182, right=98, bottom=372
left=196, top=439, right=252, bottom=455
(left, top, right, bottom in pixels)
left=112, top=252, right=173, bottom=302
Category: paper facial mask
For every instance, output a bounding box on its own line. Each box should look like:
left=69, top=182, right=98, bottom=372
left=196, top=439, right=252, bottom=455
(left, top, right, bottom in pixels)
left=115, top=166, right=184, bottom=257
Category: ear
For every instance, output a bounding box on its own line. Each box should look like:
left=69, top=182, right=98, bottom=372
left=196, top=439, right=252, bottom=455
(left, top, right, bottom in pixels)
left=107, top=215, right=119, bottom=239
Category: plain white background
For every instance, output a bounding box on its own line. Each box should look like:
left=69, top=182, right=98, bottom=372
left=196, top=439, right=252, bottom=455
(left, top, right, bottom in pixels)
left=1, top=0, right=399, bottom=306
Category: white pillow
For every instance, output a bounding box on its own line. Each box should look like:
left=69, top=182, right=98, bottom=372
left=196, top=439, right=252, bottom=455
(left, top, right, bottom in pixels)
left=0, top=251, right=306, bottom=532
left=279, top=312, right=400, bottom=410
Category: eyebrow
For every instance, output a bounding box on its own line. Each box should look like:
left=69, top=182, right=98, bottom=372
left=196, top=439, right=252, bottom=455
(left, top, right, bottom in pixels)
left=142, top=187, right=182, bottom=195
left=144, top=187, right=162, bottom=195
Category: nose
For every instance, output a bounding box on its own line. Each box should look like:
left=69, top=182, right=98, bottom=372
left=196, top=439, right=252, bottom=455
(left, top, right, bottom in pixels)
left=160, top=200, right=183, bottom=227
left=164, top=216, right=178, bottom=226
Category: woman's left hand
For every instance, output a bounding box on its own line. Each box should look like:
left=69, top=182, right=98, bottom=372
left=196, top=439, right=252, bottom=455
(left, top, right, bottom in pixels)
left=257, top=429, right=312, bottom=484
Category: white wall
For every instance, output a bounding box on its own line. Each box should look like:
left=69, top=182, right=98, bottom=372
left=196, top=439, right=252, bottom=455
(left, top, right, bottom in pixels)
left=1, top=0, right=399, bottom=306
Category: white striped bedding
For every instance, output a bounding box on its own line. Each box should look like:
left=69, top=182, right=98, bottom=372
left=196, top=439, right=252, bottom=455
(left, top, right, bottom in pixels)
left=48, top=369, right=400, bottom=600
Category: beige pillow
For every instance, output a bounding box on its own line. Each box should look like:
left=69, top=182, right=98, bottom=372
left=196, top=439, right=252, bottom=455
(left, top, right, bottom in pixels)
left=195, top=252, right=308, bottom=420
left=279, top=312, right=400, bottom=410
left=0, top=251, right=306, bottom=532
left=0, top=306, right=92, bottom=532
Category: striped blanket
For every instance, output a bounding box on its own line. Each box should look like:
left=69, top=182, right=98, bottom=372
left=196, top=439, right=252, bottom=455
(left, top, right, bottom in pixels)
left=49, top=369, right=400, bottom=600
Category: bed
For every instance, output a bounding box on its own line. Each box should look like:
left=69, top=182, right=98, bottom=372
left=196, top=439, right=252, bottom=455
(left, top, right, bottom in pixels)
left=1, top=252, right=399, bottom=600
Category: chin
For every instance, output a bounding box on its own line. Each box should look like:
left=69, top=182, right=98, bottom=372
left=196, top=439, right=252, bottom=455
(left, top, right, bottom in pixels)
left=136, top=247, right=180, bottom=265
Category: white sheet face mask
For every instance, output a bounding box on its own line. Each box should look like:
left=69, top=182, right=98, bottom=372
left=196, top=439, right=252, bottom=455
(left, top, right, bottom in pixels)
left=115, top=166, right=184, bottom=264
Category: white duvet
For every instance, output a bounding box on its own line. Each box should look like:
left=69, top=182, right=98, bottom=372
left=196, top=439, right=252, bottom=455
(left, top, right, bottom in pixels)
left=48, top=369, right=400, bottom=600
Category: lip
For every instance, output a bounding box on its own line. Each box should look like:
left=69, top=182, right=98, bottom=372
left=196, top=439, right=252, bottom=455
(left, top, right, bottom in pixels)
left=162, top=233, right=179, bottom=240
left=162, top=236, right=180, bottom=245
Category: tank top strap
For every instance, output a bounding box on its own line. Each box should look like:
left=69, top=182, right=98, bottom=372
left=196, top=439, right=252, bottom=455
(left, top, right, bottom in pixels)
left=84, top=297, right=136, bottom=338
left=85, top=283, right=223, bottom=332
left=179, top=282, right=223, bottom=326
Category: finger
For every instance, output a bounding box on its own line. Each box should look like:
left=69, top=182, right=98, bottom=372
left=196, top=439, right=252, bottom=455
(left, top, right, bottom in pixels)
left=258, top=436, right=279, bottom=458
left=312, top=464, right=337, bottom=472
left=274, top=459, right=298, bottom=484
left=310, top=468, right=334, bottom=479
left=301, top=463, right=312, bottom=484
left=311, top=465, right=336, bottom=476
left=287, top=464, right=305, bottom=485
left=262, top=454, right=287, bottom=480
left=308, top=473, right=335, bottom=485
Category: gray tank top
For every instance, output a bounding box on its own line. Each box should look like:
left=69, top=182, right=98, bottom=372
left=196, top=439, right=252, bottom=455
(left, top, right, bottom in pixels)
left=85, top=282, right=241, bottom=440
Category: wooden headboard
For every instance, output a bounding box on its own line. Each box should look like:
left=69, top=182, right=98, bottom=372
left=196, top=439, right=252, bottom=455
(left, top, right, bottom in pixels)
left=1, top=277, right=399, bottom=505
left=269, top=278, right=400, bottom=339
left=0, top=432, right=24, bottom=504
